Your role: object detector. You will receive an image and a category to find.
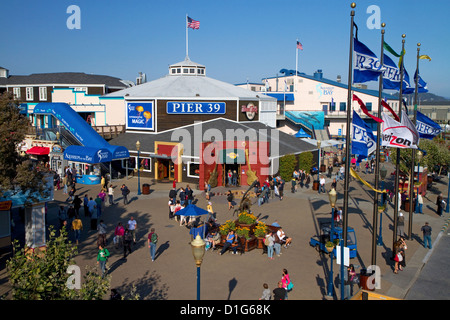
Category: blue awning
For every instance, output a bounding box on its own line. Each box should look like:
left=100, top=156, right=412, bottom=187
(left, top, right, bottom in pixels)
left=107, top=145, right=129, bottom=160
left=265, top=93, right=295, bottom=101
left=64, top=145, right=112, bottom=164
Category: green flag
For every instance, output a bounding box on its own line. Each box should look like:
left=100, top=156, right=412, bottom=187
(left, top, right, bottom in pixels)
left=384, top=41, right=405, bottom=67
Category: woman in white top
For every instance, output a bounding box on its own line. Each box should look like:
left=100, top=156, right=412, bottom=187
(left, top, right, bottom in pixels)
left=277, top=228, right=292, bottom=248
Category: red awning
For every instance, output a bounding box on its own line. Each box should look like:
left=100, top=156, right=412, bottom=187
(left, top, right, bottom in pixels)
left=26, top=146, right=50, bottom=155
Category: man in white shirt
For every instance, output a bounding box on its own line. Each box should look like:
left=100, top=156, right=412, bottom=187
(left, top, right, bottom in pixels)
left=128, top=216, right=137, bottom=244
left=319, top=175, right=326, bottom=194
left=417, top=192, right=424, bottom=214
left=108, top=184, right=114, bottom=206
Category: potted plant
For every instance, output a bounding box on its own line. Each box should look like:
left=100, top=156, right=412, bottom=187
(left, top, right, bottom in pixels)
left=219, top=220, right=236, bottom=237
left=254, top=222, right=268, bottom=249
left=235, top=226, right=251, bottom=240
left=237, top=211, right=257, bottom=225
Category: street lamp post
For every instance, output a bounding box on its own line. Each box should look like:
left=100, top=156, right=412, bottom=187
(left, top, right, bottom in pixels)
left=191, top=234, right=206, bottom=300
left=136, top=140, right=141, bottom=195
left=377, top=165, right=388, bottom=246
left=415, top=151, right=423, bottom=213
left=317, top=140, right=322, bottom=180
left=327, top=188, right=337, bottom=298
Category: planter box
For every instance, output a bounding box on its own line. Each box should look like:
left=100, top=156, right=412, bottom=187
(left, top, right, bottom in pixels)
left=240, top=236, right=257, bottom=252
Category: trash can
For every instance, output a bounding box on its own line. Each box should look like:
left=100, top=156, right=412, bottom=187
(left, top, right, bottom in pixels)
left=359, top=269, right=375, bottom=291
left=142, top=183, right=150, bottom=195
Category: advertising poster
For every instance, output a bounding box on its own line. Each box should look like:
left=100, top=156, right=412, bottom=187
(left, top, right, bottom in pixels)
left=127, top=102, right=154, bottom=130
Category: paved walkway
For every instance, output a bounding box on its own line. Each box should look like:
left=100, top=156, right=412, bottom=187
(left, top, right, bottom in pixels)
left=0, top=163, right=449, bottom=300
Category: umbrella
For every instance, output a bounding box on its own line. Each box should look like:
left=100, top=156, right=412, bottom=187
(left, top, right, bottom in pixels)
left=174, top=204, right=209, bottom=217
left=294, top=128, right=310, bottom=138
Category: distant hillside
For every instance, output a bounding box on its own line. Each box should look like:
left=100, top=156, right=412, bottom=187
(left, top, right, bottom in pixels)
left=388, top=92, right=450, bottom=105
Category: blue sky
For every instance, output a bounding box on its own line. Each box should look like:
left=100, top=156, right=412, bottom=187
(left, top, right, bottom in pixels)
left=1, top=0, right=449, bottom=97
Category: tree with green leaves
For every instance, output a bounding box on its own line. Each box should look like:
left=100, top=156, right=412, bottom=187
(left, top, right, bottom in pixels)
left=6, top=226, right=110, bottom=300
left=298, top=151, right=314, bottom=173
left=279, top=154, right=297, bottom=182
left=0, top=92, right=49, bottom=204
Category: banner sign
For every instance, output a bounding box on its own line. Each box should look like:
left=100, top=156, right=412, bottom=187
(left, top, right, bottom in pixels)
left=381, top=110, right=419, bottom=149
left=353, top=37, right=382, bottom=84
left=416, top=111, right=442, bottom=140
left=126, top=102, right=154, bottom=130
left=352, top=111, right=376, bottom=157
left=166, top=102, right=226, bottom=115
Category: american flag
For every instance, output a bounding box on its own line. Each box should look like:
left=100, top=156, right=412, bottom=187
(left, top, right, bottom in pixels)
left=297, top=41, right=303, bottom=50
left=187, top=16, right=200, bottom=29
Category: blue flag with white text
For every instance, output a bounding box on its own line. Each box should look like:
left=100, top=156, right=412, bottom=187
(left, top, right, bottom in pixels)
left=353, top=37, right=382, bottom=83
left=352, top=111, right=376, bottom=157
left=416, top=111, right=442, bottom=140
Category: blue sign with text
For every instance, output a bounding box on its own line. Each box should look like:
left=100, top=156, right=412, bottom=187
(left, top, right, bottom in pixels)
left=126, top=102, right=154, bottom=130
left=166, top=102, right=226, bottom=114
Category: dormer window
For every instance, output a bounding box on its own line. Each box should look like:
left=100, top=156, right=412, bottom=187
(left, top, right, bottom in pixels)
left=168, top=57, right=206, bottom=77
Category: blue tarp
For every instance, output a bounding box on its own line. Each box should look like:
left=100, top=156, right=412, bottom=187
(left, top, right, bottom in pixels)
left=33, top=103, right=129, bottom=160
left=64, top=145, right=112, bottom=164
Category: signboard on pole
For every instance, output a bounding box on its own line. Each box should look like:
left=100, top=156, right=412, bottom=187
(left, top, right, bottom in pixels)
left=336, top=245, right=350, bottom=266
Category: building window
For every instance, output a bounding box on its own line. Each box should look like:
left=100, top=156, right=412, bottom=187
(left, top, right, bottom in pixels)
left=139, top=157, right=152, bottom=172
left=330, top=102, right=336, bottom=112
left=190, top=68, right=195, bottom=74
left=26, top=87, right=34, bottom=101
left=13, top=87, right=20, bottom=99
left=122, top=157, right=136, bottom=169
left=366, top=102, right=372, bottom=111
left=177, top=68, right=181, bottom=74
left=73, top=87, right=87, bottom=92
left=339, top=102, right=346, bottom=112
left=171, top=69, right=176, bottom=74
left=39, top=87, right=47, bottom=101
left=187, top=162, right=200, bottom=178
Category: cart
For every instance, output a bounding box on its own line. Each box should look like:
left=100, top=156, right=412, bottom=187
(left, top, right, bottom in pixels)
left=309, top=223, right=357, bottom=259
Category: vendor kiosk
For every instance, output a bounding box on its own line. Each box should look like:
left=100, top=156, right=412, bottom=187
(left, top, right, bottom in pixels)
left=64, top=145, right=112, bottom=185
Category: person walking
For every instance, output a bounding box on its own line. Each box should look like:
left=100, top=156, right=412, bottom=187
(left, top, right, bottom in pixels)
left=95, top=195, right=103, bottom=218
left=226, top=190, right=234, bottom=211
left=72, top=195, right=82, bottom=217
left=123, top=228, right=133, bottom=259
left=421, top=222, right=432, bottom=249
left=96, top=244, right=110, bottom=277
left=97, top=220, right=107, bottom=247
left=83, top=194, right=89, bottom=217
left=114, top=222, right=125, bottom=249
left=71, top=215, right=83, bottom=245
left=127, top=216, right=137, bottom=244
left=281, top=269, right=293, bottom=300
left=147, top=228, right=158, bottom=262
left=265, top=231, right=275, bottom=260
left=417, top=192, right=423, bottom=214
left=437, top=193, right=445, bottom=216
left=121, top=184, right=130, bottom=205
left=108, top=184, right=115, bottom=205
left=58, top=206, right=68, bottom=230
left=397, top=212, right=405, bottom=238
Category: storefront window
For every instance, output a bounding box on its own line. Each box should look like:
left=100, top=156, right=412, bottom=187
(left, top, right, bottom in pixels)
left=187, top=162, right=200, bottom=178
left=140, top=157, right=151, bottom=171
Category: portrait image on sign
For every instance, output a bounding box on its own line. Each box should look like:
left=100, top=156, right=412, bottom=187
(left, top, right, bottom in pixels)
left=127, top=102, right=154, bottom=130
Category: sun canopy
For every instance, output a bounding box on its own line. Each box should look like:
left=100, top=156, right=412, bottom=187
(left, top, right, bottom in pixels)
left=174, top=204, right=209, bottom=217
left=26, top=146, right=50, bottom=155
left=64, top=145, right=112, bottom=164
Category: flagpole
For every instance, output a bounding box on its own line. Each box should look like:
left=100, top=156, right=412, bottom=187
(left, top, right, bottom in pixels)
left=371, top=22, right=386, bottom=266
left=296, top=38, right=299, bottom=93
left=186, top=14, right=189, bottom=57
left=408, top=42, right=421, bottom=239
left=393, top=34, right=406, bottom=252
left=342, top=2, right=356, bottom=300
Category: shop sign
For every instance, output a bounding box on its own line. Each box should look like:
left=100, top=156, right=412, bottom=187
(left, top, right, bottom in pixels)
left=241, top=103, right=258, bottom=121
left=166, top=102, right=226, bottom=115
left=126, top=102, right=154, bottom=130
left=52, top=145, right=63, bottom=153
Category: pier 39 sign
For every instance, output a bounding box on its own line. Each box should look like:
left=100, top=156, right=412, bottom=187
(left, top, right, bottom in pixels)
left=167, top=102, right=226, bottom=115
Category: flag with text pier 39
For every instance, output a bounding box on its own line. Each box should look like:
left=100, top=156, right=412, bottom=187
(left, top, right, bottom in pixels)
left=381, top=110, right=419, bottom=149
